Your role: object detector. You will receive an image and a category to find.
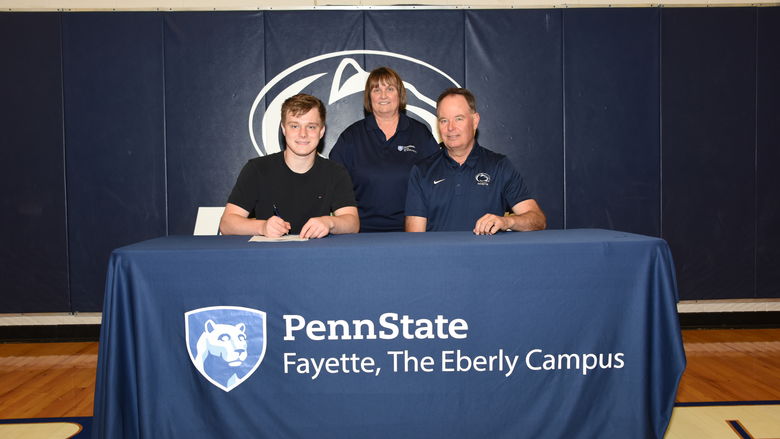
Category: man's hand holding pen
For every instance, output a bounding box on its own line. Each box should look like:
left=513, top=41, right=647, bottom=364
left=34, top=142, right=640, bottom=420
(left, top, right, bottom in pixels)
left=264, top=203, right=291, bottom=237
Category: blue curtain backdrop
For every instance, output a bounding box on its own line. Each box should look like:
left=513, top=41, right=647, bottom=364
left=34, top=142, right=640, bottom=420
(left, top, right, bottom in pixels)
left=1, top=8, right=778, bottom=312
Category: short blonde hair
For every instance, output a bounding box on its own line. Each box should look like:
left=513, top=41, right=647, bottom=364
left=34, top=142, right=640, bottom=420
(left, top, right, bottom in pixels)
left=281, top=94, right=326, bottom=125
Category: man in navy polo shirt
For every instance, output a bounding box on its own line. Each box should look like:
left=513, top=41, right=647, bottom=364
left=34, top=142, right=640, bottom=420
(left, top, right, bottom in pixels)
left=404, top=88, right=546, bottom=234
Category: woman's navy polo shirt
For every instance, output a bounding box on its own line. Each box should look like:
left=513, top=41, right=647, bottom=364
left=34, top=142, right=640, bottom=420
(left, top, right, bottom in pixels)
left=329, top=113, right=439, bottom=232
left=404, top=143, right=532, bottom=232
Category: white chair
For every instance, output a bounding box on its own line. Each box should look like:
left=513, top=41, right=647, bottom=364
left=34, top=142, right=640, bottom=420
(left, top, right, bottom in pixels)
left=193, top=207, right=225, bottom=236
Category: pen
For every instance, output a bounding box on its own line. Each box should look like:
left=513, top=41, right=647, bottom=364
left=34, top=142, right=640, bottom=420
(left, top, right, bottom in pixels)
left=272, top=203, right=289, bottom=236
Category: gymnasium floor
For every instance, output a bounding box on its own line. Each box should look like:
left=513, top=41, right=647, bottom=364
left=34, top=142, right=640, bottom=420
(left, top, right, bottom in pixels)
left=668, top=328, right=780, bottom=439
left=0, top=328, right=779, bottom=438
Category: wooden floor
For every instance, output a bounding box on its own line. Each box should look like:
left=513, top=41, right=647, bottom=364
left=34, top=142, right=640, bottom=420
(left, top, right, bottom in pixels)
left=0, top=328, right=779, bottom=419
left=0, top=341, right=97, bottom=419
left=677, top=328, right=780, bottom=402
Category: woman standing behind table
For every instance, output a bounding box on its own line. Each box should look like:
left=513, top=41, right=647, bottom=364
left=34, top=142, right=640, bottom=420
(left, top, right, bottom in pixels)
left=329, top=67, right=440, bottom=232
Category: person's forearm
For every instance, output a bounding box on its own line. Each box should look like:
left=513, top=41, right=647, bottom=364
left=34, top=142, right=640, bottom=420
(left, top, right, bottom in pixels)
left=220, top=213, right=265, bottom=236
left=505, top=212, right=546, bottom=232
left=322, top=214, right=359, bottom=235
left=405, top=216, right=427, bottom=232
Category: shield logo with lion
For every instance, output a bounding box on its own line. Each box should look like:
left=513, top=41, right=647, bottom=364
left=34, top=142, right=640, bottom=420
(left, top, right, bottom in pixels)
left=185, top=306, right=267, bottom=392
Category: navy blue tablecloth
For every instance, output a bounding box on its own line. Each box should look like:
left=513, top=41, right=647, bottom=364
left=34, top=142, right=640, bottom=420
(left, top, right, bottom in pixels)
left=92, top=229, right=685, bottom=438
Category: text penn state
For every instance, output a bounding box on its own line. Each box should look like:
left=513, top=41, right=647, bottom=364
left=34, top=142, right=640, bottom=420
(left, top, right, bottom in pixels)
left=283, top=313, right=469, bottom=341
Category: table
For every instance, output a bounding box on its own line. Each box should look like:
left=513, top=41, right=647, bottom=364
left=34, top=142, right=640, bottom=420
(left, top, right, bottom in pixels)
left=92, top=229, right=685, bottom=438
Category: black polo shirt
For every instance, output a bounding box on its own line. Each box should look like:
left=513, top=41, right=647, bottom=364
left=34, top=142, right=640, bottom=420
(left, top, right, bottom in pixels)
left=227, top=152, right=356, bottom=234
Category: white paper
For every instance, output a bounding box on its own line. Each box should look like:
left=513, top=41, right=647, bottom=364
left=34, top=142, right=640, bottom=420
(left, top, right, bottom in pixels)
left=248, top=235, right=309, bottom=243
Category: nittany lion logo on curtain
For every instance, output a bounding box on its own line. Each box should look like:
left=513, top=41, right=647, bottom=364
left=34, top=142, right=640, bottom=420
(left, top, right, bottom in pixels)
left=185, top=306, right=267, bottom=392
left=248, top=50, right=460, bottom=157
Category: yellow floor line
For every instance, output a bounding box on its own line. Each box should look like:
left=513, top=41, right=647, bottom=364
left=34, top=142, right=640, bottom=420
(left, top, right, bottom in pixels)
left=0, top=422, right=82, bottom=439
left=666, top=405, right=780, bottom=439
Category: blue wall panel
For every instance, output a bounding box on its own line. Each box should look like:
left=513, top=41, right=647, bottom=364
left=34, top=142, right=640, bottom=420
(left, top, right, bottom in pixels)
left=756, top=7, right=780, bottom=298
left=164, top=12, right=265, bottom=234
left=564, top=8, right=660, bottom=236
left=661, top=8, right=756, bottom=300
left=264, top=11, right=364, bottom=159
left=0, top=13, right=69, bottom=312
left=465, top=10, right=564, bottom=229
left=63, top=13, right=167, bottom=311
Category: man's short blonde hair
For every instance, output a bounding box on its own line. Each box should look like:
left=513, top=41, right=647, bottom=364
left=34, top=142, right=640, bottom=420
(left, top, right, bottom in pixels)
left=281, top=94, right=326, bottom=125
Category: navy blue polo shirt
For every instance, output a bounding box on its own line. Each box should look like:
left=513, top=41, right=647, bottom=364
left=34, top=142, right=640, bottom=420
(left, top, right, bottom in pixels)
left=329, top=113, right=439, bottom=232
left=405, top=143, right=532, bottom=232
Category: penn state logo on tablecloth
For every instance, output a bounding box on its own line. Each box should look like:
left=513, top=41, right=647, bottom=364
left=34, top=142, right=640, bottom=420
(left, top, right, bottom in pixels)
left=248, top=50, right=460, bottom=157
left=185, top=306, right=267, bottom=392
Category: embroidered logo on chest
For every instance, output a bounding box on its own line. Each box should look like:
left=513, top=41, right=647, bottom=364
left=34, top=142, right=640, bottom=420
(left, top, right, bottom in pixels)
left=397, top=145, right=417, bottom=153
left=475, top=172, right=491, bottom=186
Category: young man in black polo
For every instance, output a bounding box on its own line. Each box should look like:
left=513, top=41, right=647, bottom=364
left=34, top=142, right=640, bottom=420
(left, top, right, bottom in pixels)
left=220, top=94, right=359, bottom=238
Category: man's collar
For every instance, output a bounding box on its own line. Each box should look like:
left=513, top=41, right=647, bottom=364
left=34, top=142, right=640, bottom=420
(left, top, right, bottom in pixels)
left=282, top=148, right=318, bottom=174
left=443, top=142, right=482, bottom=169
